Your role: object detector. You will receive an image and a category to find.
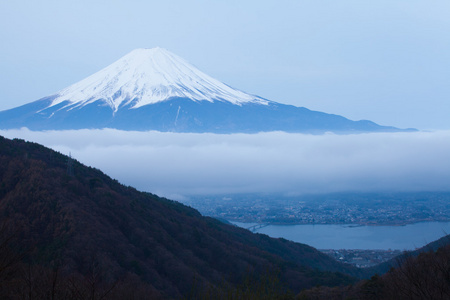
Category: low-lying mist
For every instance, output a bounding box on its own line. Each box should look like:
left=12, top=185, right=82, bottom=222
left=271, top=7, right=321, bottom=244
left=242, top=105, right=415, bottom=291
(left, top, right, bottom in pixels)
left=2, top=128, right=450, bottom=200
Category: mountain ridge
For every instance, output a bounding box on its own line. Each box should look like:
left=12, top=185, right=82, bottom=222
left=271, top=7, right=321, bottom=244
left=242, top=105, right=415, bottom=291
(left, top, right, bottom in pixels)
left=0, top=48, right=416, bottom=133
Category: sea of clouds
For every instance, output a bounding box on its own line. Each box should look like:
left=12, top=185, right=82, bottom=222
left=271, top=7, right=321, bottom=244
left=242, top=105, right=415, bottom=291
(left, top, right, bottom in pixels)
left=1, top=128, right=450, bottom=200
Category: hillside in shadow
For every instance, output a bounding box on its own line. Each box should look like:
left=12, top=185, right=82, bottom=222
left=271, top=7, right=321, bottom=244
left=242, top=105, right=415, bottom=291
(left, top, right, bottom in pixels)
left=0, top=135, right=362, bottom=299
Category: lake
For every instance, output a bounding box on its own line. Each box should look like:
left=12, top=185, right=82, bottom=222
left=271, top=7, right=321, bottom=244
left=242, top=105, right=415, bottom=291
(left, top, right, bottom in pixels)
left=231, top=221, right=450, bottom=250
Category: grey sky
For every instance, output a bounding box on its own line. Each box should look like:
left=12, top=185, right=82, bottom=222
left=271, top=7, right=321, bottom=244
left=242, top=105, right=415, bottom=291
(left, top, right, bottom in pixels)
left=1, top=1, right=450, bottom=130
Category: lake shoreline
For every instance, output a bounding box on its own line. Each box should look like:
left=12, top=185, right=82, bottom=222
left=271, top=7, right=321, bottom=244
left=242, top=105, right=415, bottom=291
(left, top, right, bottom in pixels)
left=231, top=221, right=450, bottom=250
left=231, top=219, right=450, bottom=227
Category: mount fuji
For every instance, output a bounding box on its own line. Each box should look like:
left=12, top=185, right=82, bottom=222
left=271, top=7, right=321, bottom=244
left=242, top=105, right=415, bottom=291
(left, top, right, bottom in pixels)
left=0, top=48, right=409, bottom=133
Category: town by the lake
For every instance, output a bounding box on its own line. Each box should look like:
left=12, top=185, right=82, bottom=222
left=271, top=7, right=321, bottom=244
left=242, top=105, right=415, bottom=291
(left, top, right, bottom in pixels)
left=188, top=192, right=450, bottom=226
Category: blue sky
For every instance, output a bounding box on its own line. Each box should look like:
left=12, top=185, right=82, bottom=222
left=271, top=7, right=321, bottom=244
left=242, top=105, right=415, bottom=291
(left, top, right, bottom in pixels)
left=1, top=1, right=450, bottom=130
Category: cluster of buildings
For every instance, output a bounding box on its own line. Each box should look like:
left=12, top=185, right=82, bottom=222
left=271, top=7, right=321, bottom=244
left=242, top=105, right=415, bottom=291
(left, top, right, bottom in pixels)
left=320, top=249, right=403, bottom=268
left=190, top=192, right=450, bottom=226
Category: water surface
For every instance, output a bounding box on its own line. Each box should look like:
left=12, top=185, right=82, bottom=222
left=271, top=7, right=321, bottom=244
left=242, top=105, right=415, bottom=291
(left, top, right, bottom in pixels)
left=232, top=221, right=450, bottom=250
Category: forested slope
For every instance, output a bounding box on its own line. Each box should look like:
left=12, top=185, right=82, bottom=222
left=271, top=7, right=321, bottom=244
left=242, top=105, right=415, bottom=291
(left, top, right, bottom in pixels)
left=0, top=136, right=359, bottom=299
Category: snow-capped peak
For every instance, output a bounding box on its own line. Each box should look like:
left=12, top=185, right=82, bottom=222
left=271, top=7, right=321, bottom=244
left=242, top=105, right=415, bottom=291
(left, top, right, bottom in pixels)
left=50, top=47, right=268, bottom=112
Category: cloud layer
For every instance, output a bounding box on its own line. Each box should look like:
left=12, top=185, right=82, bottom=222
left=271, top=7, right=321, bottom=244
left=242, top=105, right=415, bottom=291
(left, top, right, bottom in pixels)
left=2, top=129, right=450, bottom=199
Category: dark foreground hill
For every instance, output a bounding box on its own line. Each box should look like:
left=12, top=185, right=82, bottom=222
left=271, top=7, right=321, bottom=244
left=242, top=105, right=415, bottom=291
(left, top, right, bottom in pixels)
left=0, top=136, right=361, bottom=299
left=299, top=241, right=450, bottom=300
left=364, top=233, right=450, bottom=276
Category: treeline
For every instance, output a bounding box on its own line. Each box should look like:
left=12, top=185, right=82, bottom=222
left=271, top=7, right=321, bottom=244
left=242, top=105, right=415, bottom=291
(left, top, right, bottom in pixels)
left=0, top=220, right=160, bottom=299
left=3, top=221, right=449, bottom=300
left=0, top=219, right=293, bottom=299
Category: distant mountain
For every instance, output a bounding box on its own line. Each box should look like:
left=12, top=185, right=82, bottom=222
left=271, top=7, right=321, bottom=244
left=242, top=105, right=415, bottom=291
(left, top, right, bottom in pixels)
left=0, top=48, right=412, bottom=133
left=0, top=135, right=361, bottom=298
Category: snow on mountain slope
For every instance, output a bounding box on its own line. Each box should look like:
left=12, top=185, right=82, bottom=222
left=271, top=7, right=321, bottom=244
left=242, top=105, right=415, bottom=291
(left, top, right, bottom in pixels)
left=50, top=48, right=268, bottom=112
left=0, top=47, right=413, bottom=133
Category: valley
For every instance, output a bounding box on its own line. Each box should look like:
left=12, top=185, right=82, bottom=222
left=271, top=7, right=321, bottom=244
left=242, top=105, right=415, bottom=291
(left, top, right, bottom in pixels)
left=0, top=135, right=449, bottom=298
left=188, top=193, right=450, bottom=266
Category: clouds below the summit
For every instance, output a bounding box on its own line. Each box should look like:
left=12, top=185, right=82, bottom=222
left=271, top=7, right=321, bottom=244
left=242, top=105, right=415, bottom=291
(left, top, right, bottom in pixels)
left=2, top=129, right=450, bottom=199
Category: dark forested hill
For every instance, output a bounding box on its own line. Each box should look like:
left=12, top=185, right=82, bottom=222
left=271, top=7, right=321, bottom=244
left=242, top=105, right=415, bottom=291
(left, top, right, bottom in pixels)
left=363, top=233, right=450, bottom=276
left=299, top=242, right=450, bottom=300
left=0, top=135, right=360, bottom=299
